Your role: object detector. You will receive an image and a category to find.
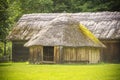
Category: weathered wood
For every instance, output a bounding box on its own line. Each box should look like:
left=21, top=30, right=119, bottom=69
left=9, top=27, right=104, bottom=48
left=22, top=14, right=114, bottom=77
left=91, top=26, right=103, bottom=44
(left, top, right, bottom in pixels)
left=88, top=48, right=100, bottom=63
left=29, top=46, right=43, bottom=64
left=62, top=47, right=100, bottom=63
left=101, top=41, right=120, bottom=63
left=29, top=47, right=33, bottom=63
left=59, top=46, right=63, bottom=63
left=54, top=46, right=60, bottom=63
left=29, top=46, right=101, bottom=64
left=40, top=46, right=43, bottom=62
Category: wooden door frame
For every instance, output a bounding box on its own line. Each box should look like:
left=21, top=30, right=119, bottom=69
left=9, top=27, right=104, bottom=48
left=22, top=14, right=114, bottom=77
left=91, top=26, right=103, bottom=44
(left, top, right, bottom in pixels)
left=43, top=46, right=54, bottom=62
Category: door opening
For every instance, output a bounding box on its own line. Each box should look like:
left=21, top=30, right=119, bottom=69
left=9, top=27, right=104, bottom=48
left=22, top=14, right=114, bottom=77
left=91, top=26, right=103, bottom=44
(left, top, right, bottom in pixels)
left=43, top=46, right=54, bottom=61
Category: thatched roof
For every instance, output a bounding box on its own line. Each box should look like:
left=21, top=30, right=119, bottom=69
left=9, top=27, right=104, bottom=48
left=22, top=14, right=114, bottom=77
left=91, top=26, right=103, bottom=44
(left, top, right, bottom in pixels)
left=7, top=12, right=120, bottom=40
left=24, top=15, right=105, bottom=47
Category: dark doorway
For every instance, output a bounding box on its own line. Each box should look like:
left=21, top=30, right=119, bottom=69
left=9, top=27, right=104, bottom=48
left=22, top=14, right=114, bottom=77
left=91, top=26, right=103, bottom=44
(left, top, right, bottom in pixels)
left=12, top=41, right=29, bottom=62
left=43, top=46, right=54, bottom=61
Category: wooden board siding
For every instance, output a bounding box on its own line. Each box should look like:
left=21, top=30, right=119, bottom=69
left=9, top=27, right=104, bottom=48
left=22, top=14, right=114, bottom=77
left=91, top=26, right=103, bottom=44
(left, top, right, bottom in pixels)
left=12, top=41, right=29, bottom=62
left=29, top=46, right=43, bottom=64
left=63, top=47, right=89, bottom=62
left=63, top=47, right=100, bottom=63
left=101, top=41, right=120, bottom=63
left=89, top=48, right=100, bottom=63
left=54, top=46, right=60, bottom=63
left=29, top=46, right=100, bottom=64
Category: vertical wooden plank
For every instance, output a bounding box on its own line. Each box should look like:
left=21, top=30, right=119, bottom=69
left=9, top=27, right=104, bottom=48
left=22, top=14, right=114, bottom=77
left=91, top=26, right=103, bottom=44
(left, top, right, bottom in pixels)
left=81, top=48, right=85, bottom=61
left=64, top=47, right=66, bottom=61
left=57, top=46, right=60, bottom=63
left=72, top=48, right=75, bottom=61
left=69, top=47, right=71, bottom=61
left=89, top=48, right=92, bottom=63
left=54, top=46, right=56, bottom=63
left=65, top=47, right=67, bottom=61
left=35, top=47, right=37, bottom=61
left=92, top=48, right=94, bottom=63
left=67, top=47, right=69, bottom=61
left=41, top=46, right=43, bottom=62
left=68, top=47, right=70, bottom=61
left=71, top=48, right=75, bottom=61
left=64, top=47, right=67, bottom=61
left=69, top=48, right=71, bottom=61
left=98, top=49, right=100, bottom=62
left=92, top=48, right=95, bottom=63
left=77, top=48, right=80, bottom=61
left=54, top=46, right=60, bottom=63
left=66, top=47, right=69, bottom=61
left=38, top=46, right=42, bottom=63
left=86, top=48, right=89, bottom=62
left=33, top=47, right=36, bottom=63
left=96, top=49, right=98, bottom=63
left=97, top=49, right=100, bottom=63
left=88, top=48, right=100, bottom=64
left=29, top=47, right=33, bottom=63
left=32, top=47, right=34, bottom=63
left=59, top=46, right=63, bottom=63
left=76, top=47, right=78, bottom=61
left=87, top=48, right=89, bottom=61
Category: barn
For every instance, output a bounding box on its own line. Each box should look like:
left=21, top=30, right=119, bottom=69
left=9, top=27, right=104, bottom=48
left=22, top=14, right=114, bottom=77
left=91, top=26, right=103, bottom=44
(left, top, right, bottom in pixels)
left=24, top=15, right=105, bottom=64
left=7, top=12, right=120, bottom=63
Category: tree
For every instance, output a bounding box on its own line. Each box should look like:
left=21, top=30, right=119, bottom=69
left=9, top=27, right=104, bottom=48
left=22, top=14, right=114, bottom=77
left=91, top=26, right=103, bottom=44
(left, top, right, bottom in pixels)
left=0, top=0, right=9, bottom=40
left=7, top=0, right=22, bottom=27
left=19, top=0, right=53, bottom=13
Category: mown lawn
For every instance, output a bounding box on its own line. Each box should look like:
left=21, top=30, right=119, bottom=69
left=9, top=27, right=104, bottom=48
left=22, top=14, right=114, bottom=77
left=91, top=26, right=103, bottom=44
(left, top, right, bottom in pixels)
left=0, top=63, right=120, bottom=80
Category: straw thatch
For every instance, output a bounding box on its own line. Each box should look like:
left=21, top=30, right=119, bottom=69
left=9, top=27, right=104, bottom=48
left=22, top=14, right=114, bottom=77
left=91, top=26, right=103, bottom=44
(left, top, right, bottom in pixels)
left=7, top=12, right=120, bottom=40
left=24, top=15, right=105, bottom=47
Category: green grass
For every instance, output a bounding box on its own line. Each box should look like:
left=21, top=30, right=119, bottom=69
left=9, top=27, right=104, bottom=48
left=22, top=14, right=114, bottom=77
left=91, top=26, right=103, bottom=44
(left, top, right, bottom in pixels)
left=0, top=63, right=120, bottom=80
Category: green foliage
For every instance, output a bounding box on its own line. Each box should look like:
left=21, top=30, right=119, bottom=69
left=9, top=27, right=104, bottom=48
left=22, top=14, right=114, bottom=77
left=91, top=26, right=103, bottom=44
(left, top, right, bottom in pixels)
left=0, top=42, right=12, bottom=60
left=0, top=63, right=120, bottom=80
left=6, top=42, right=12, bottom=55
left=0, top=42, right=4, bottom=57
left=52, top=0, right=120, bottom=12
left=7, top=0, right=22, bottom=25
left=0, top=0, right=9, bottom=40
left=19, top=0, right=53, bottom=13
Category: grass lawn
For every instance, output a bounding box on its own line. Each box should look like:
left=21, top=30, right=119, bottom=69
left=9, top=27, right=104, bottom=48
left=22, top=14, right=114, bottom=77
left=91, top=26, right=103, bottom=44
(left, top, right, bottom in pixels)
left=0, top=63, right=120, bottom=80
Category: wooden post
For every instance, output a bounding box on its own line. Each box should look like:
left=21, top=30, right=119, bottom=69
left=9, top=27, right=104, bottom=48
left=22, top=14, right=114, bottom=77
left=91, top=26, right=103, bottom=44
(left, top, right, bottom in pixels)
left=41, top=46, right=43, bottom=63
left=59, top=46, right=63, bottom=63
left=76, top=47, right=77, bottom=61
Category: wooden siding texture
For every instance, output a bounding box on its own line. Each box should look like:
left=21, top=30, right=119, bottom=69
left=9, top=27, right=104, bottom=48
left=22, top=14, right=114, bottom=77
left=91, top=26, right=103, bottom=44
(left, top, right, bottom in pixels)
left=101, top=41, right=120, bottom=63
left=29, top=46, right=43, bottom=64
left=62, top=47, right=100, bottom=63
left=29, top=46, right=100, bottom=64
